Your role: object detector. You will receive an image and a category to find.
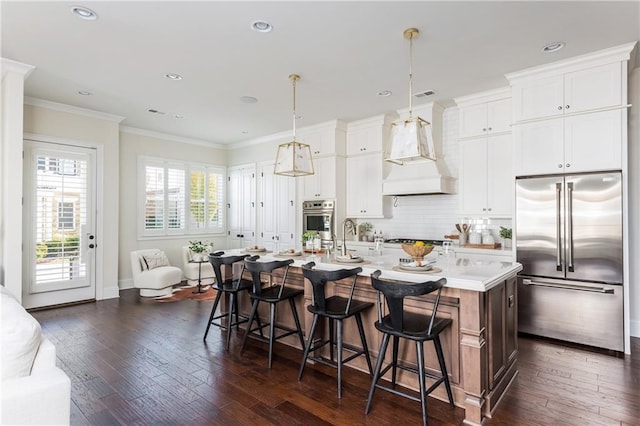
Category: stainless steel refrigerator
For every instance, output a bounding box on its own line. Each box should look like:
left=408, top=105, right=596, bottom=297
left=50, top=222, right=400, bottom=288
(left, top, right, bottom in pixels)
left=516, top=171, right=624, bottom=351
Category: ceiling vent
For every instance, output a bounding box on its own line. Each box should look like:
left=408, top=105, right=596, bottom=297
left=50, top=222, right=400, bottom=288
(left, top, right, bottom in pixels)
left=414, top=90, right=436, bottom=98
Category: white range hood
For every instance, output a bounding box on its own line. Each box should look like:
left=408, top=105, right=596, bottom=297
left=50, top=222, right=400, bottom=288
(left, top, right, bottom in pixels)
left=382, top=102, right=456, bottom=195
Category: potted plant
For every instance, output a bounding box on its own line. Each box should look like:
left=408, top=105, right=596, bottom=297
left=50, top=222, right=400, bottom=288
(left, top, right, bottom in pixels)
left=189, top=240, right=212, bottom=261
left=302, top=231, right=317, bottom=250
left=499, top=227, right=512, bottom=248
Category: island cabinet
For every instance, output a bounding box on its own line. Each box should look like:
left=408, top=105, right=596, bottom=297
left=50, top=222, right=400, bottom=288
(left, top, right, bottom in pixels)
left=228, top=253, right=521, bottom=426
left=506, top=43, right=635, bottom=177
left=455, top=89, right=513, bottom=217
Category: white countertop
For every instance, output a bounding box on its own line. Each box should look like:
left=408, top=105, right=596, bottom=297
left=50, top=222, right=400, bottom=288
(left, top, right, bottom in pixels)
left=227, top=249, right=522, bottom=293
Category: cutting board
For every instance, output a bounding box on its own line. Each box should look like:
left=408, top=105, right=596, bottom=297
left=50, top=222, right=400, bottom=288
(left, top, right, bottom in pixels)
left=464, top=243, right=502, bottom=249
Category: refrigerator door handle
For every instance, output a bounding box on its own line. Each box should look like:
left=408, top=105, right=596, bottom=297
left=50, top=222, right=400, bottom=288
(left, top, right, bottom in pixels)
left=555, top=182, right=562, bottom=271
left=567, top=182, right=574, bottom=272
left=521, top=278, right=614, bottom=294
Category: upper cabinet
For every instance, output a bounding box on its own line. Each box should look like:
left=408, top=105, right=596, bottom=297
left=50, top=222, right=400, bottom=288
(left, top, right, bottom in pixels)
left=297, top=120, right=347, bottom=157
left=455, top=89, right=513, bottom=217
left=345, top=114, right=394, bottom=218
left=458, top=95, right=511, bottom=139
left=511, top=62, right=623, bottom=122
left=506, top=42, right=635, bottom=177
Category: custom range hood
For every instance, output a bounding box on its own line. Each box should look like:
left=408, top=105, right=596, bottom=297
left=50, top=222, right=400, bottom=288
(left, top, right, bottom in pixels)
left=382, top=102, right=456, bottom=195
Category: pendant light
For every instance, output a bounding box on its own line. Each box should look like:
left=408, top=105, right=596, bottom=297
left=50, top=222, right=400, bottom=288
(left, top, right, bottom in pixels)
left=274, top=74, right=314, bottom=177
left=385, top=28, right=436, bottom=165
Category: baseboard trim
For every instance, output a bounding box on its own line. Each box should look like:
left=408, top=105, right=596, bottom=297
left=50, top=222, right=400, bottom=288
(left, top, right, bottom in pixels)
left=118, top=278, right=134, bottom=290
left=631, top=319, right=640, bottom=338
left=102, top=285, right=120, bottom=300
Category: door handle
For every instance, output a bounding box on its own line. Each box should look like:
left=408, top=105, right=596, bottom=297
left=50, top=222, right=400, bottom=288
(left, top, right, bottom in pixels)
left=567, top=182, right=574, bottom=272
left=522, top=279, right=614, bottom=294
left=555, top=182, right=562, bottom=271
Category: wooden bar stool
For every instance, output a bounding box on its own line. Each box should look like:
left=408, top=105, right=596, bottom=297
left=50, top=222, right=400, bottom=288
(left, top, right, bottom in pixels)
left=366, top=270, right=454, bottom=426
left=240, top=256, right=305, bottom=368
left=298, top=261, right=374, bottom=398
left=204, top=252, right=256, bottom=350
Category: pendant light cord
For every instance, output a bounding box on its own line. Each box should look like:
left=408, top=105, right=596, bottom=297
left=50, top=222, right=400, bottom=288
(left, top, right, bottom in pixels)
left=290, top=74, right=299, bottom=140
left=408, top=33, right=414, bottom=119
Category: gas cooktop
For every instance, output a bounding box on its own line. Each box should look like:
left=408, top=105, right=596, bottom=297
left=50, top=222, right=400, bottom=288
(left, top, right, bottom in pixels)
left=384, top=238, right=445, bottom=246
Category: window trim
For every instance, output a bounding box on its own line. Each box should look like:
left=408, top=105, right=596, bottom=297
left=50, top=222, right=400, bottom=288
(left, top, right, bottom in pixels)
left=137, top=156, right=227, bottom=238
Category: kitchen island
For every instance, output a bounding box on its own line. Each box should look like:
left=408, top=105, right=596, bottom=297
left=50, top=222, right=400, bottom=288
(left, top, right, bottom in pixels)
left=223, top=249, right=522, bottom=426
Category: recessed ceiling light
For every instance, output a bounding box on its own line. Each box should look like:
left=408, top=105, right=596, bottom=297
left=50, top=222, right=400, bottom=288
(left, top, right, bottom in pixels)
left=542, top=42, right=565, bottom=53
left=174, top=114, right=184, bottom=119
left=71, top=5, right=98, bottom=21
left=377, top=90, right=392, bottom=97
left=251, top=20, right=273, bottom=33
left=165, top=73, right=182, bottom=80
left=240, top=96, right=258, bottom=104
left=77, top=90, right=92, bottom=96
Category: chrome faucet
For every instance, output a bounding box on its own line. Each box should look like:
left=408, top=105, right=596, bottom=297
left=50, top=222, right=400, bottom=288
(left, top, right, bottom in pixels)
left=341, top=218, right=357, bottom=256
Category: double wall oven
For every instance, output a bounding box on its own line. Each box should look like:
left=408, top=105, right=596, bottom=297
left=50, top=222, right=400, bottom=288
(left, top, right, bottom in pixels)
left=302, top=200, right=335, bottom=246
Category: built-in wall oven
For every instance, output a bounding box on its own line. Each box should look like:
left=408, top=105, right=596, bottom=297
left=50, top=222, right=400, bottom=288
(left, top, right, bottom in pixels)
left=302, top=200, right=335, bottom=244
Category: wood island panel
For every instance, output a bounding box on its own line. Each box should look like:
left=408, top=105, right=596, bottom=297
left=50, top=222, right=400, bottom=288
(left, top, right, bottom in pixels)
left=227, top=261, right=518, bottom=426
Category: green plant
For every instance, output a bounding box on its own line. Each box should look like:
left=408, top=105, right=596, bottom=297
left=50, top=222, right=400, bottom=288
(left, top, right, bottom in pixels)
left=36, top=243, right=48, bottom=259
left=188, top=240, right=211, bottom=253
left=301, top=231, right=317, bottom=243
left=499, top=226, right=512, bottom=240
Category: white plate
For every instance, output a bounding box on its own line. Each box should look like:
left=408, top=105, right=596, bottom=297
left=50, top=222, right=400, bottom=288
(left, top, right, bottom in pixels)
left=335, top=256, right=364, bottom=263
left=245, top=247, right=267, bottom=253
left=398, top=263, right=433, bottom=271
left=278, top=251, right=302, bottom=256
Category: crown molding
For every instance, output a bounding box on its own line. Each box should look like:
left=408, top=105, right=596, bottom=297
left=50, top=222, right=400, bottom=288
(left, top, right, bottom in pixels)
left=231, top=119, right=348, bottom=150
left=24, top=97, right=125, bottom=123
left=454, top=87, right=511, bottom=107
left=1, top=58, right=35, bottom=79
left=120, top=126, right=225, bottom=149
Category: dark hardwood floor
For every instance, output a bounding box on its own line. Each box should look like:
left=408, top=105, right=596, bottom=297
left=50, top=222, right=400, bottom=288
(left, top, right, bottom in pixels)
left=31, top=289, right=640, bottom=426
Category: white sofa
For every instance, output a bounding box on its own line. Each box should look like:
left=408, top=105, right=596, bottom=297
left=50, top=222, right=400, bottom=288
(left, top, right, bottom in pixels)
left=130, top=249, right=183, bottom=297
left=182, top=246, right=215, bottom=286
left=1, top=286, right=71, bottom=425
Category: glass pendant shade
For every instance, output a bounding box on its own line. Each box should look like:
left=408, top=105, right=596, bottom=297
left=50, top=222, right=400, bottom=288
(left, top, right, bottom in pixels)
left=385, top=27, right=437, bottom=165
left=274, top=140, right=314, bottom=177
left=386, top=116, right=436, bottom=165
left=274, top=73, right=315, bottom=177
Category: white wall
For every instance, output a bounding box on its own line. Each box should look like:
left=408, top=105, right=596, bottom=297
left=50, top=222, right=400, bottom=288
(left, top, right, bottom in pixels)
left=118, top=130, right=228, bottom=288
left=23, top=102, right=121, bottom=300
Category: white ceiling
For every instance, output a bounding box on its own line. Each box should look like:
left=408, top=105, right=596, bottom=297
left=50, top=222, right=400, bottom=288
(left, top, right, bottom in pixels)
left=2, top=1, right=639, bottom=145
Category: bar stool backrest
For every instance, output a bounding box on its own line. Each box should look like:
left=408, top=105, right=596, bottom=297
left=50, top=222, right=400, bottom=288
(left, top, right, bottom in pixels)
left=370, top=270, right=447, bottom=335
left=302, top=262, right=363, bottom=314
left=208, top=252, right=248, bottom=285
left=244, top=256, right=294, bottom=298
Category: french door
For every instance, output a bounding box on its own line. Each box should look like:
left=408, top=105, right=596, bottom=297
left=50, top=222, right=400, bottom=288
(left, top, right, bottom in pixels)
left=22, top=140, right=97, bottom=309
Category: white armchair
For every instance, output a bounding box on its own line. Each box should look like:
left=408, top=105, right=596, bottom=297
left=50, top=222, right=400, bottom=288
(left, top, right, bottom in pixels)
left=130, top=249, right=183, bottom=297
left=182, top=246, right=215, bottom=287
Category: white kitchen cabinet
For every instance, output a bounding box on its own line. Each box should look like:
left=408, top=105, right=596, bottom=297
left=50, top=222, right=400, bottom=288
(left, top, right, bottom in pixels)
left=346, top=153, right=390, bottom=218
left=513, top=108, right=623, bottom=176
left=346, top=114, right=392, bottom=156
left=459, top=98, right=511, bottom=139
left=459, top=134, right=512, bottom=216
left=298, top=120, right=347, bottom=157
left=511, top=62, right=623, bottom=122
left=301, top=156, right=345, bottom=200
left=258, top=162, right=296, bottom=253
left=227, top=164, right=256, bottom=249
